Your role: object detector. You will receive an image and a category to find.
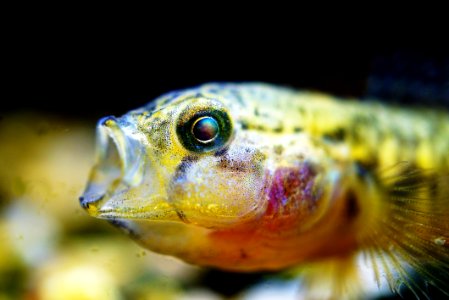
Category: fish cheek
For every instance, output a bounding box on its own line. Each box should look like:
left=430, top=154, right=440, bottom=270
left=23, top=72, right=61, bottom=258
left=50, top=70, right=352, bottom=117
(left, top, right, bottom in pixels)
left=167, top=154, right=266, bottom=227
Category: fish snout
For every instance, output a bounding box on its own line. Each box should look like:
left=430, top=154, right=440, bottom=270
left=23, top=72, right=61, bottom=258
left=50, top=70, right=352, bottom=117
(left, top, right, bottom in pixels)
left=79, top=116, right=146, bottom=215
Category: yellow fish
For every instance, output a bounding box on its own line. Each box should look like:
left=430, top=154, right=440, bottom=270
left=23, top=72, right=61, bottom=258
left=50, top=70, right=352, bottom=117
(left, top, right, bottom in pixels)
left=80, top=83, right=449, bottom=299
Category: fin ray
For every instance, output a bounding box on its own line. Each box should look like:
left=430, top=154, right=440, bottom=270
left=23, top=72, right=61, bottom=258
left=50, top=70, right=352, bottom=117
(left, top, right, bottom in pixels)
left=360, top=163, right=449, bottom=298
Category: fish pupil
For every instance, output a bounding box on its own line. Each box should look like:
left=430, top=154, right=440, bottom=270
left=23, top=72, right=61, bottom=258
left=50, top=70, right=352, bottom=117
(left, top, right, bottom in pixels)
left=192, top=116, right=219, bottom=143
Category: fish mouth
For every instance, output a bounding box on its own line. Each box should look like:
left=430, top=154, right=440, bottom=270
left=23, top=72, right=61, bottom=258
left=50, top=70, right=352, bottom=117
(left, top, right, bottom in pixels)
left=79, top=116, right=177, bottom=221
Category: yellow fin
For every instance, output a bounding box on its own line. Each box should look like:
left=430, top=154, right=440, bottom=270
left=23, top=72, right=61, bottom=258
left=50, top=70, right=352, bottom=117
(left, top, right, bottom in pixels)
left=361, top=162, right=449, bottom=298
left=287, top=256, right=365, bottom=300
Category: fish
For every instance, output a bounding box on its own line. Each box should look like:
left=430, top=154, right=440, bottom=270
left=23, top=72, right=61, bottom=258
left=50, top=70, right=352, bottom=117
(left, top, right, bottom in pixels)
left=80, top=83, right=449, bottom=299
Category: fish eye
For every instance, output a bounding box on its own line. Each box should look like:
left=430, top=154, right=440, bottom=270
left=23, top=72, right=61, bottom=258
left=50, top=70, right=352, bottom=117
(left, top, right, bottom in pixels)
left=191, top=116, right=219, bottom=143
left=177, top=108, right=232, bottom=153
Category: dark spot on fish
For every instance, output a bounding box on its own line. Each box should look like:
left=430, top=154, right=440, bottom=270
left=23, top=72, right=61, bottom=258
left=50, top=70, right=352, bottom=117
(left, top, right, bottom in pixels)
left=354, top=161, right=369, bottom=179
left=355, top=160, right=378, bottom=178
left=179, top=155, right=198, bottom=170
left=172, top=155, right=199, bottom=182
left=345, top=189, right=360, bottom=220
left=240, top=120, right=249, bottom=130
left=293, top=127, right=303, bottom=133
left=218, top=155, right=248, bottom=172
left=323, top=128, right=346, bottom=142
left=214, top=146, right=229, bottom=157
left=273, top=126, right=284, bottom=133
left=240, top=249, right=248, bottom=259
left=273, top=145, right=284, bottom=155
left=254, top=108, right=260, bottom=116
left=176, top=210, right=189, bottom=223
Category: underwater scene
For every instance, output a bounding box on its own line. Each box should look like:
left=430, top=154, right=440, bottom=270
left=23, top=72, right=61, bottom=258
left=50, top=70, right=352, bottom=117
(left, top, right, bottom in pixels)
left=1, top=49, right=448, bottom=299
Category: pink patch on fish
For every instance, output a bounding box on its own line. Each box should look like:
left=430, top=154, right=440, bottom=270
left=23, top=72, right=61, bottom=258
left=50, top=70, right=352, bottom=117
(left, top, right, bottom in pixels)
left=266, top=164, right=316, bottom=216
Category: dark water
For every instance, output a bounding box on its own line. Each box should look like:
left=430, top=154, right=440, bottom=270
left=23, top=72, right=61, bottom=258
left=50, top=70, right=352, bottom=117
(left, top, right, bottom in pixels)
left=6, top=48, right=448, bottom=118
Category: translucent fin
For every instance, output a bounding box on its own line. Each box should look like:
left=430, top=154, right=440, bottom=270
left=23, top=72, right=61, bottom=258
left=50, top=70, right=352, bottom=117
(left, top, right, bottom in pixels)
left=360, top=162, right=449, bottom=299
left=286, top=255, right=374, bottom=300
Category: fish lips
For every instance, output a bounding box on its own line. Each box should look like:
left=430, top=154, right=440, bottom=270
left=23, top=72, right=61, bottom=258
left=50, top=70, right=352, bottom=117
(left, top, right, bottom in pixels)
left=80, top=115, right=148, bottom=217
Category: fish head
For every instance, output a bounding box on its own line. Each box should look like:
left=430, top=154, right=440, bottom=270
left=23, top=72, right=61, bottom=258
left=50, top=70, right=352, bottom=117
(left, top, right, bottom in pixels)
left=80, top=84, right=374, bottom=269
left=80, top=85, right=273, bottom=228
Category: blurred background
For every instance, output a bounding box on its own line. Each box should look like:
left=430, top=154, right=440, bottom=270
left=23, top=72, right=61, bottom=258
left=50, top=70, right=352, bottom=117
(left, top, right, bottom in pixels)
left=1, top=15, right=448, bottom=299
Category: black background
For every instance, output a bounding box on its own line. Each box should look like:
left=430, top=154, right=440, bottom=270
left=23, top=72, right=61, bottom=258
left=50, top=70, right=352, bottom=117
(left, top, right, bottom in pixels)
left=5, top=25, right=448, bottom=121
left=5, top=45, right=372, bottom=118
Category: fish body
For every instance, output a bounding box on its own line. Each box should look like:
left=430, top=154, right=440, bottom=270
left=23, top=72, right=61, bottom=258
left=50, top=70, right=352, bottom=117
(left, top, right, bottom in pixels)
left=80, top=83, right=449, bottom=298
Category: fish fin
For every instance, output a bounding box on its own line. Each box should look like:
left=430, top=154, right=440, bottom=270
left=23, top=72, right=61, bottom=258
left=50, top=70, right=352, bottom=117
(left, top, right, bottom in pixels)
left=287, top=255, right=366, bottom=300
left=360, top=162, right=449, bottom=298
